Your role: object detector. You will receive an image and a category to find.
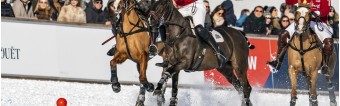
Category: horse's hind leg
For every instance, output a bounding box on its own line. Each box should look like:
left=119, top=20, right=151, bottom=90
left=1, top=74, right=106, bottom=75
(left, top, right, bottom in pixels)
left=217, top=62, right=242, bottom=94
left=234, top=66, right=252, bottom=106
left=288, top=67, right=298, bottom=106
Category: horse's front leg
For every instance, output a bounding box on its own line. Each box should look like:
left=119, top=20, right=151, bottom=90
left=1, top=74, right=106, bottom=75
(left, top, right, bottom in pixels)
left=169, top=73, right=179, bottom=106
left=309, top=70, right=318, bottom=106
left=288, top=67, right=298, bottom=106
left=135, top=63, right=147, bottom=106
left=110, top=53, right=127, bottom=93
left=157, top=69, right=168, bottom=106
left=153, top=64, right=179, bottom=96
left=138, top=54, right=154, bottom=93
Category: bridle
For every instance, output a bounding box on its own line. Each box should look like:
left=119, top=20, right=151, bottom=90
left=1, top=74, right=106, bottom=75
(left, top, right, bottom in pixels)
left=116, top=0, right=148, bottom=37
left=149, top=1, right=193, bottom=46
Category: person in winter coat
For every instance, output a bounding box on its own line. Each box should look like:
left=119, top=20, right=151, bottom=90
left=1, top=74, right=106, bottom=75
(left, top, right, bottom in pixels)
left=13, top=0, right=35, bottom=19
left=57, top=0, right=86, bottom=23
left=220, top=0, right=236, bottom=26
left=85, top=0, right=105, bottom=24
left=243, top=6, right=266, bottom=34
left=33, top=0, right=58, bottom=20
left=328, top=6, right=338, bottom=38
left=203, top=0, right=212, bottom=30
left=1, top=0, right=15, bottom=17
left=235, top=9, right=249, bottom=27
left=211, top=5, right=227, bottom=27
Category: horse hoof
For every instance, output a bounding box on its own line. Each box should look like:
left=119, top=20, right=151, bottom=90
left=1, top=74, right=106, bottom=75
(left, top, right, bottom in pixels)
left=309, top=102, right=318, bottom=106
left=290, top=96, right=298, bottom=106
left=169, top=97, right=177, bottom=106
left=112, top=82, right=121, bottom=93
left=241, top=98, right=252, bottom=106
left=144, top=83, right=154, bottom=92
left=135, top=102, right=144, bottom=106
left=153, top=89, right=162, bottom=96
left=157, top=95, right=165, bottom=106
left=321, top=66, right=329, bottom=74
left=330, top=101, right=337, bottom=106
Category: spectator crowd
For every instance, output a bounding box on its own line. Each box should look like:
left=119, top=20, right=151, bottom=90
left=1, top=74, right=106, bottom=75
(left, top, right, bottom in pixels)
left=1, top=0, right=339, bottom=38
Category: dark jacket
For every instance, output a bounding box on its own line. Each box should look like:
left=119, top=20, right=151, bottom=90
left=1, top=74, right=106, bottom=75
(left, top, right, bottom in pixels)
left=85, top=0, right=106, bottom=24
left=236, top=14, right=247, bottom=27
left=204, top=13, right=212, bottom=30
left=328, top=16, right=339, bottom=38
left=221, top=0, right=236, bottom=26
left=243, top=13, right=266, bottom=34
left=103, top=0, right=117, bottom=35
left=1, top=2, right=15, bottom=17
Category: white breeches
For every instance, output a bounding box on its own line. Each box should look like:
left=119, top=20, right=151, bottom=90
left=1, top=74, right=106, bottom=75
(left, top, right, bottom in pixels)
left=177, top=0, right=206, bottom=27
left=285, top=21, right=333, bottom=42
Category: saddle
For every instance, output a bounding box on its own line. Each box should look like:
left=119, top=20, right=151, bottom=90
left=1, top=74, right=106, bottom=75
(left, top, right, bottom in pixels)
left=183, top=16, right=225, bottom=72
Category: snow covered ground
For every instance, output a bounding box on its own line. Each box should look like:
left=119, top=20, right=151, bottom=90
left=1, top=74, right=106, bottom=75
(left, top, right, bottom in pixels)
left=1, top=78, right=338, bottom=106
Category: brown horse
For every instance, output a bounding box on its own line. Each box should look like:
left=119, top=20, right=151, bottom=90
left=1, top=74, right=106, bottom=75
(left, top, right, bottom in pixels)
left=109, top=0, right=157, bottom=105
left=287, top=2, right=337, bottom=106
left=149, top=0, right=252, bottom=106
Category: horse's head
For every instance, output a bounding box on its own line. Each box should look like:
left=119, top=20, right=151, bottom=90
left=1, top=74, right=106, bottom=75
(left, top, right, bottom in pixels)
left=149, top=0, right=172, bottom=25
left=295, top=0, right=312, bottom=34
left=112, top=0, right=135, bottom=14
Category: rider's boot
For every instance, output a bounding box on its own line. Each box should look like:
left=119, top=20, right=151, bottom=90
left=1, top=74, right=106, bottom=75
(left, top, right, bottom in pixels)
left=149, top=26, right=158, bottom=57
left=194, top=24, right=226, bottom=69
left=321, top=38, right=334, bottom=74
left=266, top=30, right=290, bottom=70
left=107, top=45, right=116, bottom=56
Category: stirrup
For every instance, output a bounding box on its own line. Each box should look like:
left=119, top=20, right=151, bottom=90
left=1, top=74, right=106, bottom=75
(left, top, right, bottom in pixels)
left=216, top=53, right=227, bottom=61
left=266, top=59, right=281, bottom=70
left=149, top=44, right=157, bottom=57
left=216, top=53, right=226, bottom=69
left=321, top=65, right=329, bottom=75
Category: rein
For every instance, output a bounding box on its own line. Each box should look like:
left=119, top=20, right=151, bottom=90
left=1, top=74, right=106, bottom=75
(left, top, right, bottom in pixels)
left=154, top=2, right=193, bottom=46
left=116, top=0, right=149, bottom=61
left=118, top=4, right=148, bottom=37
left=289, top=27, right=321, bottom=76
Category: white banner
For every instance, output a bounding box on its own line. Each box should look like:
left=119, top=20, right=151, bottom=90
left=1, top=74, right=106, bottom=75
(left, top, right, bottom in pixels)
left=1, top=20, right=205, bottom=85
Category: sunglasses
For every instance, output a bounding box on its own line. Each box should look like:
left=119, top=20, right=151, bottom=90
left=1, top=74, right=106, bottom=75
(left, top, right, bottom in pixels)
left=39, top=1, right=47, bottom=4
left=289, top=18, right=294, bottom=21
left=255, top=10, right=263, bottom=13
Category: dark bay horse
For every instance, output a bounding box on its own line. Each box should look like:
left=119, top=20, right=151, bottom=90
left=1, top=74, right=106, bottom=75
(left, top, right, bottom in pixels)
left=149, top=0, right=252, bottom=106
left=110, top=0, right=157, bottom=105
left=287, top=2, right=337, bottom=106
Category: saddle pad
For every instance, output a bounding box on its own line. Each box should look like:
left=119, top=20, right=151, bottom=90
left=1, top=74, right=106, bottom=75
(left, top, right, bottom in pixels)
left=210, top=30, right=224, bottom=43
